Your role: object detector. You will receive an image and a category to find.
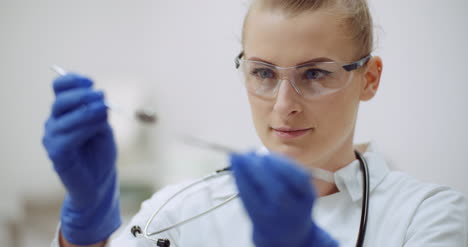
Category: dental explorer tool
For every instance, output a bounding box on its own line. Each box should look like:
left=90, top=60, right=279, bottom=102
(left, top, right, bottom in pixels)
left=50, top=64, right=157, bottom=125
left=179, top=135, right=336, bottom=184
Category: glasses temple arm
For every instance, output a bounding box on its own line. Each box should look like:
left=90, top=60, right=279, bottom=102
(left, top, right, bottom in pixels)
left=234, top=51, right=244, bottom=69
left=342, top=55, right=372, bottom=72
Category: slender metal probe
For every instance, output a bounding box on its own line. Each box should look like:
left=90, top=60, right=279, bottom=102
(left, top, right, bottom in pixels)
left=180, top=135, right=238, bottom=154
left=179, top=135, right=336, bottom=184
left=50, top=64, right=157, bottom=124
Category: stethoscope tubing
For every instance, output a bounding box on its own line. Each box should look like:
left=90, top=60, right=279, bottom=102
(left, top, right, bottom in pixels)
left=132, top=151, right=370, bottom=247
left=355, top=150, right=370, bottom=247
left=144, top=170, right=237, bottom=238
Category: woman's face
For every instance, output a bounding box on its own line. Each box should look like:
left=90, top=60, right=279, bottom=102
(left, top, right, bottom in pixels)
left=243, top=7, right=382, bottom=169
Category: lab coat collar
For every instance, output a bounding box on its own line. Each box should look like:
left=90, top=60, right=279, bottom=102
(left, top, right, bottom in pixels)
left=334, top=142, right=390, bottom=202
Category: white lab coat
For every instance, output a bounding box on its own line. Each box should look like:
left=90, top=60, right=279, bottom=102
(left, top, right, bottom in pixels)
left=51, top=143, right=468, bottom=246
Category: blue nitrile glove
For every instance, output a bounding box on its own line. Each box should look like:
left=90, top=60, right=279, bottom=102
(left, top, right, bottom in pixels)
left=42, top=73, right=121, bottom=245
left=230, top=152, right=338, bottom=247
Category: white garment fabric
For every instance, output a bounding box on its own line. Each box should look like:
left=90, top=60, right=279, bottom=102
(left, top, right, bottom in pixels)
left=51, top=143, right=468, bottom=246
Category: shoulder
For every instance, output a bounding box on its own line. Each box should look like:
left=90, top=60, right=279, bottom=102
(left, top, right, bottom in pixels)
left=376, top=169, right=467, bottom=211
left=382, top=170, right=466, bottom=203
left=402, top=177, right=468, bottom=245
left=377, top=171, right=468, bottom=245
left=362, top=142, right=465, bottom=206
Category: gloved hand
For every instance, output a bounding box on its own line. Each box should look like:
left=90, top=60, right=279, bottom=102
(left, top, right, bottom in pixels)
left=42, top=73, right=121, bottom=245
left=230, top=152, right=338, bottom=247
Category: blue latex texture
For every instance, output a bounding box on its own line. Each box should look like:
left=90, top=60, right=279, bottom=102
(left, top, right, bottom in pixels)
left=230, top=152, right=339, bottom=247
left=42, top=73, right=121, bottom=245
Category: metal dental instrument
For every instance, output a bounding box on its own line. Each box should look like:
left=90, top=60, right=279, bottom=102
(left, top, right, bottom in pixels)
left=180, top=135, right=238, bottom=154
left=179, top=135, right=336, bottom=184
left=50, top=64, right=157, bottom=125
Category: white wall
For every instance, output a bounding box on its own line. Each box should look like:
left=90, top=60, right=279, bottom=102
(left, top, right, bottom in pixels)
left=0, top=0, right=467, bottom=240
left=356, top=0, right=468, bottom=192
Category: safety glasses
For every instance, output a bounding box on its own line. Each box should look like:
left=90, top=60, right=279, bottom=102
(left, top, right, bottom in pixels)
left=235, top=52, right=371, bottom=99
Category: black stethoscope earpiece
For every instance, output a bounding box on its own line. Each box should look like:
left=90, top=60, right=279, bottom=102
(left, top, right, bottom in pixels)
left=156, top=238, right=170, bottom=247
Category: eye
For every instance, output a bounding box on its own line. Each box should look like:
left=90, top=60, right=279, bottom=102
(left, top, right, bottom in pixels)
left=304, top=69, right=331, bottom=80
left=251, top=68, right=275, bottom=79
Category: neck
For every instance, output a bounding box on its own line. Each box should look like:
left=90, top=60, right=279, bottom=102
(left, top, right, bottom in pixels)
left=311, top=139, right=357, bottom=197
left=314, top=179, right=340, bottom=197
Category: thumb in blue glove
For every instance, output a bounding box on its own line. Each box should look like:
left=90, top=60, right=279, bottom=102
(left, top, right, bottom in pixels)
left=230, top=152, right=338, bottom=247
left=42, top=73, right=121, bottom=245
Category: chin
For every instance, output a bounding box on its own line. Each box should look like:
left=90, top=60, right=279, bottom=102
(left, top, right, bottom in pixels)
left=264, top=141, right=312, bottom=163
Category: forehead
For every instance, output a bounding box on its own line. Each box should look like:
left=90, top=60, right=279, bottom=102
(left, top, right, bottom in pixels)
left=243, top=8, right=356, bottom=66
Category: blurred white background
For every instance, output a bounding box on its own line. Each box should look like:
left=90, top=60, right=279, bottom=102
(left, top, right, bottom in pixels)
left=0, top=0, right=467, bottom=245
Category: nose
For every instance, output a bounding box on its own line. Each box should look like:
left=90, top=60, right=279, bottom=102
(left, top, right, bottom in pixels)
left=272, top=79, right=303, bottom=120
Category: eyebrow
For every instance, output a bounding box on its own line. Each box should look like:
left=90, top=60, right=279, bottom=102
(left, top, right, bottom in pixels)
left=247, top=56, right=335, bottom=66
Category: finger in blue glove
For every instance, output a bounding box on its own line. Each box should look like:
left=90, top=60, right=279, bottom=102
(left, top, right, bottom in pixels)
left=230, top=152, right=338, bottom=247
left=43, top=73, right=121, bottom=245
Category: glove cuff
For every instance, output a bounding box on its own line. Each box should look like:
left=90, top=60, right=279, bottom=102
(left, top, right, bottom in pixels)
left=253, top=223, right=338, bottom=247
left=299, top=224, right=339, bottom=247
left=60, top=174, right=122, bottom=245
left=252, top=223, right=310, bottom=247
left=61, top=203, right=121, bottom=245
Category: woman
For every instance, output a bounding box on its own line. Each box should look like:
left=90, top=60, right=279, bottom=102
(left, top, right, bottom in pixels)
left=43, top=0, right=468, bottom=246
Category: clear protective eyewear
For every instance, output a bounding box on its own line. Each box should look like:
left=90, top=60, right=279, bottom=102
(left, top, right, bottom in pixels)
left=235, top=52, right=371, bottom=99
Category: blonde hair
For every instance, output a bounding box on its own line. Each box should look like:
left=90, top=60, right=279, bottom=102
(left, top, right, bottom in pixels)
left=242, top=0, right=374, bottom=59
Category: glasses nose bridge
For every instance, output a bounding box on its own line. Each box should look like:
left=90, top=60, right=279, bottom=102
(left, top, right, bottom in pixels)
left=276, top=66, right=296, bottom=81
left=276, top=77, right=302, bottom=96
left=275, top=68, right=302, bottom=97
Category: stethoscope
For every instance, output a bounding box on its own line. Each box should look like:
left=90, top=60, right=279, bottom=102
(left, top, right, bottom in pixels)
left=130, top=150, right=370, bottom=247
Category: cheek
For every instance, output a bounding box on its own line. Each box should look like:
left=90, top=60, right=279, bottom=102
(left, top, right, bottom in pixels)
left=247, top=93, right=274, bottom=140
left=314, top=81, right=361, bottom=137
left=248, top=93, right=270, bottom=125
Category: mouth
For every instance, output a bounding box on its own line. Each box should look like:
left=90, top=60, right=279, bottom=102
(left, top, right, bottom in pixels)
left=271, top=127, right=313, bottom=139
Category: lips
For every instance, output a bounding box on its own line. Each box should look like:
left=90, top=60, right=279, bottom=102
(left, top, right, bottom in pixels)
left=271, top=127, right=313, bottom=139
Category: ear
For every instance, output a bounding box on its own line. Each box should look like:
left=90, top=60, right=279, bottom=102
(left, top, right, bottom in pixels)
left=360, top=56, right=383, bottom=101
